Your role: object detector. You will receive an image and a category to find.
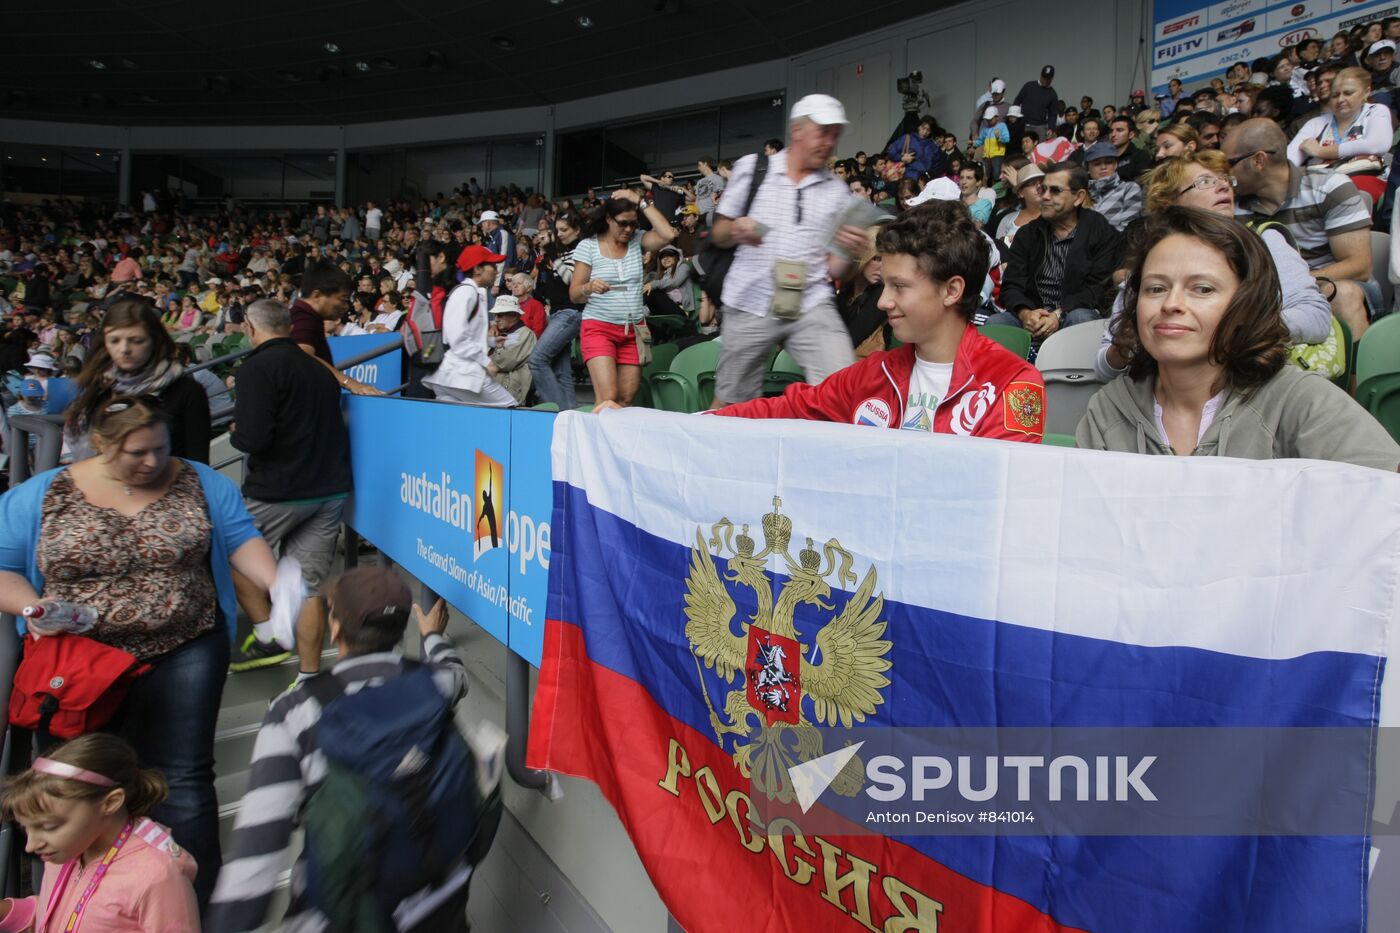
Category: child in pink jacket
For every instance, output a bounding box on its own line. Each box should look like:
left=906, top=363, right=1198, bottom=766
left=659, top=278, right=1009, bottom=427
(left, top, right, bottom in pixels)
left=0, top=734, right=198, bottom=932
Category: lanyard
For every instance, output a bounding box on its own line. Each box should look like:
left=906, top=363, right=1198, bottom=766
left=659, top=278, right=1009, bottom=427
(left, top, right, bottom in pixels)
left=50, top=820, right=133, bottom=932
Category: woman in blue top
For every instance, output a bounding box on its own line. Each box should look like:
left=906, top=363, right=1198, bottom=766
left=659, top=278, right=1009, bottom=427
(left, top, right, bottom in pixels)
left=0, top=396, right=277, bottom=910
left=569, top=189, right=677, bottom=407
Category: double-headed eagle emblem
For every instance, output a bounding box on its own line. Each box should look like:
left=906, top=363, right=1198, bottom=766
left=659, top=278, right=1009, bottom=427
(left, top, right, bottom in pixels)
left=684, top=497, right=893, bottom=803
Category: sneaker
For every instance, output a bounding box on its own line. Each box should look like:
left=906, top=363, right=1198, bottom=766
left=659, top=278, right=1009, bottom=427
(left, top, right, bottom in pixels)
left=230, top=633, right=291, bottom=672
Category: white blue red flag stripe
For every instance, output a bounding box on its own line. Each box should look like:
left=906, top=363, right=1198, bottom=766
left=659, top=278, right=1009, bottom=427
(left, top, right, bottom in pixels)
left=528, top=408, right=1400, bottom=932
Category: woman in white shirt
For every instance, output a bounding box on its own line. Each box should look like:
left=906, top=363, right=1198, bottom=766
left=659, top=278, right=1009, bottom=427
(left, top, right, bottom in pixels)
left=1287, top=67, right=1393, bottom=171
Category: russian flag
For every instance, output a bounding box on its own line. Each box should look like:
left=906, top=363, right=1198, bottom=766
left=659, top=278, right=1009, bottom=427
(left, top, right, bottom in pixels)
left=527, top=409, right=1400, bottom=933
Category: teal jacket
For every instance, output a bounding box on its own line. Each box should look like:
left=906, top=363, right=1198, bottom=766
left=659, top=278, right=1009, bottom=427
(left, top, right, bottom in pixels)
left=0, top=460, right=261, bottom=641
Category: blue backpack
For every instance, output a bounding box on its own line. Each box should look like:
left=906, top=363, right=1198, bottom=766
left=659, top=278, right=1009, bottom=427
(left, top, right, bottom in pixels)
left=302, top=665, right=501, bottom=932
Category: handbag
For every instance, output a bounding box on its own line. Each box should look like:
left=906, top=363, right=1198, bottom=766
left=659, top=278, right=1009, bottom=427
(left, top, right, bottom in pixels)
left=692, top=152, right=770, bottom=305
left=9, top=633, right=151, bottom=747
left=633, top=320, right=653, bottom=367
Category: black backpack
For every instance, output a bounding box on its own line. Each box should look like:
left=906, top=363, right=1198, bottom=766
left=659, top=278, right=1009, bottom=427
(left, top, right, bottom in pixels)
left=692, top=152, right=769, bottom=305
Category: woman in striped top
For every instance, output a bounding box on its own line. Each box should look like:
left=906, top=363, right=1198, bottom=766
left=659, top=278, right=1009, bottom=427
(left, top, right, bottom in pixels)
left=570, top=189, right=677, bottom=407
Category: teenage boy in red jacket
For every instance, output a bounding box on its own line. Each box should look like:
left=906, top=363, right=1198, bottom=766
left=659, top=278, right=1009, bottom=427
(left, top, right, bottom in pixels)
left=713, top=200, right=1045, bottom=441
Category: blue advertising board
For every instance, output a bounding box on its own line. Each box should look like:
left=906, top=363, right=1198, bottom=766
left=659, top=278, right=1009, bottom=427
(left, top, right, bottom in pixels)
left=505, top=410, right=556, bottom=667
left=1152, top=0, right=1397, bottom=95
left=342, top=395, right=554, bottom=665
left=328, top=333, right=403, bottom=394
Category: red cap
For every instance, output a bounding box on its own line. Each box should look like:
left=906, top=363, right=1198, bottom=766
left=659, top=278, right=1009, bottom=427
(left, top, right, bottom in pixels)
left=456, top=244, right=507, bottom=273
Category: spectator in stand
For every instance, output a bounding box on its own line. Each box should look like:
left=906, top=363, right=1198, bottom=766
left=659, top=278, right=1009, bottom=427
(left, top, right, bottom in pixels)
left=529, top=210, right=584, bottom=410
left=709, top=94, right=868, bottom=406
left=110, top=247, right=143, bottom=283
left=507, top=272, right=547, bottom=337
left=0, top=396, right=280, bottom=910
left=339, top=207, right=361, bottom=243
left=958, top=165, right=994, bottom=227
left=1074, top=116, right=1104, bottom=147
left=1134, top=109, right=1163, bottom=150
left=423, top=245, right=516, bottom=407
left=886, top=116, right=942, bottom=181
left=364, top=201, right=382, bottom=240
left=66, top=298, right=211, bottom=463
left=835, top=228, right=887, bottom=358
left=970, top=78, right=1010, bottom=139
left=1015, top=65, right=1060, bottom=140
left=571, top=189, right=677, bottom=408
left=478, top=210, right=515, bottom=302
left=975, top=106, right=1011, bottom=183
left=486, top=295, right=537, bottom=405
left=695, top=158, right=727, bottom=225
left=647, top=245, right=696, bottom=318
left=1288, top=67, right=1393, bottom=170
left=1004, top=105, right=1027, bottom=154
left=990, top=161, right=1120, bottom=338
left=1095, top=151, right=1333, bottom=382
left=1186, top=111, right=1223, bottom=149
left=1084, top=140, right=1144, bottom=231
left=1110, top=115, right=1154, bottom=182
left=995, top=162, right=1045, bottom=249
left=1160, top=78, right=1188, bottom=118
left=763, top=138, right=784, bottom=156
left=1078, top=207, right=1399, bottom=469
left=1154, top=123, right=1200, bottom=161
left=517, top=194, right=548, bottom=236
left=1225, top=118, right=1374, bottom=336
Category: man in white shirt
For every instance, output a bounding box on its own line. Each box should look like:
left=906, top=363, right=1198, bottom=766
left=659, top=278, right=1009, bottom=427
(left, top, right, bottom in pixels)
left=364, top=201, right=383, bottom=240
left=709, top=94, right=869, bottom=406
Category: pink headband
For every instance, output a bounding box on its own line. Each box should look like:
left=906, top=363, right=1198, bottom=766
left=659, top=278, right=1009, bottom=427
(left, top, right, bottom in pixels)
left=32, top=758, right=117, bottom=788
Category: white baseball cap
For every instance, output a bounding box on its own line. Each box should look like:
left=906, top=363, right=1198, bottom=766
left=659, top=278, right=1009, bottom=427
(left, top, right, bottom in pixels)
left=907, top=177, right=961, bottom=206
left=983, top=106, right=1000, bottom=120
left=1369, top=39, right=1397, bottom=56
left=477, top=210, right=501, bottom=224
left=789, top=94, right=850, bottom=127
left=990, top=79, right=1006, bottom=94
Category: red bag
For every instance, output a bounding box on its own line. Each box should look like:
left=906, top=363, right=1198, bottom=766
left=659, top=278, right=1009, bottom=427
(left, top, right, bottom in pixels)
left=9, top=634, right=150, bottom=744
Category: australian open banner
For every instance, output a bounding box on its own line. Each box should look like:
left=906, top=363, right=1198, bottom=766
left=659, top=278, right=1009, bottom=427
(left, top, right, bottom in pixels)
left=527, top=408, right=1400, bottom=932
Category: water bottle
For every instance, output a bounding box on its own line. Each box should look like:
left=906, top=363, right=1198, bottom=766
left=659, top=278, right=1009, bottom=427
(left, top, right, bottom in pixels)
left=22, top=600, right=98, bottom=635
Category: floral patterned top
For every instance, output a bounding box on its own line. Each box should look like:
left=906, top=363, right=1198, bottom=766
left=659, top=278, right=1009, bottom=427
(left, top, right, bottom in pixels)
left=37, top=466, right=218, bottom=660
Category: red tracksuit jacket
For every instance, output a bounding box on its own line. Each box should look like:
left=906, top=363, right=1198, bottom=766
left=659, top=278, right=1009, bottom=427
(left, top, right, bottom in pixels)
left=715, top=324, right=1046, bottom=441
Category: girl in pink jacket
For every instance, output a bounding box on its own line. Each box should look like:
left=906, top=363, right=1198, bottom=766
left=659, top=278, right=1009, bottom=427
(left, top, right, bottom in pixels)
left=0, top=734, right=198, bottom=932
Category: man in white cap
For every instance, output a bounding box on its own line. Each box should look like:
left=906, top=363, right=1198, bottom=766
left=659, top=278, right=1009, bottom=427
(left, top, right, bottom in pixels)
left=708, top=93, right=870, bottom=406
left=477, top=210, right=514, bottom=305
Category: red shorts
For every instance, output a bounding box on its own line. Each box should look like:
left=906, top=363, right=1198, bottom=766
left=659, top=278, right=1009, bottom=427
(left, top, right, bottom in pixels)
left=579, top=319, right=641, bottom=366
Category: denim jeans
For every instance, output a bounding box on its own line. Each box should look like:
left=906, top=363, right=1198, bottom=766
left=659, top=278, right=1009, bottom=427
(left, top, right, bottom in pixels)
left=529, top=308, right=581, bottom=410
left=116, top=629, right=229, bottom=913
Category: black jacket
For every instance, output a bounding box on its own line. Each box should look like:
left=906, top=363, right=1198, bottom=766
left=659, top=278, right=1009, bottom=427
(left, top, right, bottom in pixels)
left=1116, top=145, right=1154, bottom=183
left=231, top=337, right=351, bottom=501
left=159, top=375, right=212, bottom=465
left=999, top=209, right=1121, bottom=316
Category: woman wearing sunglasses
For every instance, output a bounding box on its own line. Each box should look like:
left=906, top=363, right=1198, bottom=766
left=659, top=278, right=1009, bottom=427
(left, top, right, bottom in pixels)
left=1095, top=151, right=1333, bottom=381
left=570, top=189, right=677, bottom=408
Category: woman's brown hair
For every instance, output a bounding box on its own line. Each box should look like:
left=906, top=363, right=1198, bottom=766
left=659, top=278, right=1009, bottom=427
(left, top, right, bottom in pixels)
left=89, top=395, right=173, bottom=457
left=2, top=734, right=168, bottom=823
left=1112, top=206, right=1290, bottom=390
left=69, top=298, right=178, bottom=432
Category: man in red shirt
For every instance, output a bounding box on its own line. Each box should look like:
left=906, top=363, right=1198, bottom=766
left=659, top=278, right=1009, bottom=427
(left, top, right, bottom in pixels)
left=508, top=272, right=547, bottom=338
left=713, top=200, right=1045, bottom=441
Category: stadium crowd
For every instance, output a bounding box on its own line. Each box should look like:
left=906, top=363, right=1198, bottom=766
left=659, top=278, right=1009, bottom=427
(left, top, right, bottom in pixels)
left=1, top=12, right=1400, bottom=930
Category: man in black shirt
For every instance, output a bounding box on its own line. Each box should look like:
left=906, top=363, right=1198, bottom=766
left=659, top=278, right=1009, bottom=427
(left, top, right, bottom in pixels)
left=1015, top=65, right=1060, bottom=141
left=230, top=298, right=353, bottom=678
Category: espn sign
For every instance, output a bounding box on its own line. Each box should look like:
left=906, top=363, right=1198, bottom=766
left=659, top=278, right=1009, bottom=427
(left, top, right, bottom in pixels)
left=1163, top=13, right=1201, bottom=35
